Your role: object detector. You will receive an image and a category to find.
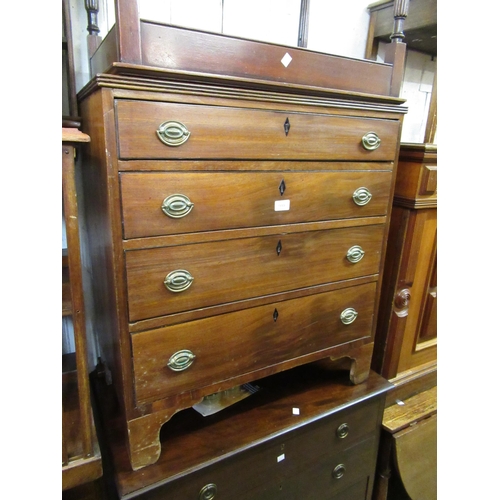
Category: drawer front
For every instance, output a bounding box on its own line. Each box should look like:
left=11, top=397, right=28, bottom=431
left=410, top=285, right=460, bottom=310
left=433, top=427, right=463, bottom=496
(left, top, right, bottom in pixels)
left=125, top=225, right=385, bottom=321
left=120, top=171, right=393, bottom=239
left=132, top=282, right=377, bottom=403
left=135, top=398, right=380, bottom=499
left=282, top=436, right=376, bottom=499
left=116, top=100, right=399, bottom=160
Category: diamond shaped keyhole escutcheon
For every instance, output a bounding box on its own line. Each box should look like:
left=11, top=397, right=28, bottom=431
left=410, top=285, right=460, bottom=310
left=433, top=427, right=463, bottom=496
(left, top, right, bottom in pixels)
left=284, top=117, right=290, bottom=136
left=276, top=240, right=282, bottom=256
left=279, top=179, right=286, bottom=196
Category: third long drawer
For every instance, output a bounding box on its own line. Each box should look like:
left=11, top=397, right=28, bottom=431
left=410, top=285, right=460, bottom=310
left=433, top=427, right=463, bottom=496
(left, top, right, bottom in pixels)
left=125, top=224, right=385, bottom=322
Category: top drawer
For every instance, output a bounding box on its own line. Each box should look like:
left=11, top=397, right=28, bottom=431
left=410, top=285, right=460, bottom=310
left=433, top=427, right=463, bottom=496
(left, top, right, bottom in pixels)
left=115, top=100, right=400, bottom=161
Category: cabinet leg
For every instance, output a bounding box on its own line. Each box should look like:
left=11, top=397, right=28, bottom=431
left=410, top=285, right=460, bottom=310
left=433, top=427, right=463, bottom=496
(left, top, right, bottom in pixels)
left=126, top=410, right=176, bottom=471
left=316, top=342, right=374, bottom=384
left=346, top=342, right=374, bottom=384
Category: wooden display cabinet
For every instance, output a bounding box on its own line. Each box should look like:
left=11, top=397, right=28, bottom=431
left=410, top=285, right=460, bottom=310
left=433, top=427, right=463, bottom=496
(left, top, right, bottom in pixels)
left=372, top=142, right=437, bottom=391
left=371, top=143, right=437, bottom=499
left=62, top=127, right=102, bottom=491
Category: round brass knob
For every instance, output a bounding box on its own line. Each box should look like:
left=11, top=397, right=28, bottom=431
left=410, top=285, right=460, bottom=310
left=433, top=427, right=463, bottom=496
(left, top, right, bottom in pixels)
left=333, top=464, right=346, bottom=479
left=361, top=131, right=381, bottom=150
left=199, top=483, right=217, bottom=500
left=352, top=187, right=372, bottom=206
left=340, top=308, right=358, bottom=325
left=336, top=423, right=349, bottom=439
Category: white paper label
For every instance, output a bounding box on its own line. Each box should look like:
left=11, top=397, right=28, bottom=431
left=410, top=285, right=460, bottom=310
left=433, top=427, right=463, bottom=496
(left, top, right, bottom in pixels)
left=281, top=52, right=292, bottom=67
left=274, top=200, right=290, bottom=211
left=277, top=454, right=285, bottom=462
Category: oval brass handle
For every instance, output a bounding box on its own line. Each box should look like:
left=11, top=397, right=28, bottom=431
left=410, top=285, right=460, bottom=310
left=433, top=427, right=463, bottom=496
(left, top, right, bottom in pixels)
left=164, top=270, right=194, bottom=293
left=346, top=245, right=365, bottom=263
left=340, top=308, right=358, bottom=325
left=333, top=464, right=346, bottom=479
left=352, top=187, right=372, bottom=206
left=157, top=120, right=191, bottom=147
left=362, top=131, right=381, bottom=150
left=167, top=350, right=196, bottom=372
left=199, top=483, right=217, bottom=500
left=336, top=423, right=349, bottom=439
left=162, top=194, right=194, bottom=218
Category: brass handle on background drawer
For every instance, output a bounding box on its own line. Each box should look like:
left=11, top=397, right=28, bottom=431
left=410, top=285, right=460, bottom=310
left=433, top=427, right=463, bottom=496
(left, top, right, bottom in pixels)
left=340, top=308, right=358, bottom=325
left=199, top=483, right=217, bottom=500
left=333, top=464, right=346, bottom=479
left=346, top=245, right=365, bottom=263
left=352, top=187, right=372, bottom=206
left=156, top=120, right=191, bottom=146
left=336, top=423, right=350, bottom=439
left=164, top=270, right=194, bottom=293
left=361, top=131, right=381, bottom=150
left=167, top=350, right=196, bottom=372
left=161, top=194, right=194, bottom=218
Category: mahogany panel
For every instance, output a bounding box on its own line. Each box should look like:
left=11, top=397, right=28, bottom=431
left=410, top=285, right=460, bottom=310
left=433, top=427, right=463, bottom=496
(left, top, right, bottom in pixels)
left=125, top=224, right=385, bottom=321
left=120, top=170, right=393, bottom=239
left=140, top=21, right=393, bottom=97
left=115, top=99, right=400, bottom=160
left=132, top=282, right=377, bottom=403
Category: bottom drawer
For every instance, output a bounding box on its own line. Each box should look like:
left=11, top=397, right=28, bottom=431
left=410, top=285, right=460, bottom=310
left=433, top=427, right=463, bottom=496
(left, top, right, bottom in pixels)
left=132, top=282, right=377, bottom=404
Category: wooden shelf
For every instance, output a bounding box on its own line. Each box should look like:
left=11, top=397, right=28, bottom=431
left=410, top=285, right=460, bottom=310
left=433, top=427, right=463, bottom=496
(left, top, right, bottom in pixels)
left=383, top=385, right=437, bottom=434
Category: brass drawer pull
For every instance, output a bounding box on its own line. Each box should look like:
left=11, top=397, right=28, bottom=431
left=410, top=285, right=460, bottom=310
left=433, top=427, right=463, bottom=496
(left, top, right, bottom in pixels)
left=333, top=464, right=346, bottom=479
left=346, top=245, right=365, bottom=263
left=361, top=131, right=381, bottom=150
left=352, top=187, right=372, bottom=206
left=164, top=270, right=194, bottom=293
left=161, top=194, right=194, bottom=218
left=167, top=350, right=196, bottom=372
left=336, top=423, right=350, bottom=439
left=157, top=120, right=191, bottom=147
left=340, top=308, right=358, bottom=325
left=199, top=483, right=217, bottom=500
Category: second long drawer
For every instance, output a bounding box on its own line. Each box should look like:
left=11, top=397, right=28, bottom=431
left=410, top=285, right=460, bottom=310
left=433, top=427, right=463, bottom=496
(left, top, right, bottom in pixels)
left=120, top=170, right=393, bottom=239
left=132, top=281, right=377, bottom=404
left=125, top=224, right=385, bottom=321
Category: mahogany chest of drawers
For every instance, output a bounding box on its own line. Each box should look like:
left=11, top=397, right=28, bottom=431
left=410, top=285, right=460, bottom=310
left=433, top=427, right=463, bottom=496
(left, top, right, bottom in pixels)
left=78, top=22, right=406, bottom=473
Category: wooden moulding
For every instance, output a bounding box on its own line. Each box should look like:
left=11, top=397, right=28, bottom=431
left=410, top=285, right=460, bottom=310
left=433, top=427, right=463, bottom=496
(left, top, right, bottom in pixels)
left=393, top=143, right=437, bottom=209
left=88, top=20, right=407, bottom=103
